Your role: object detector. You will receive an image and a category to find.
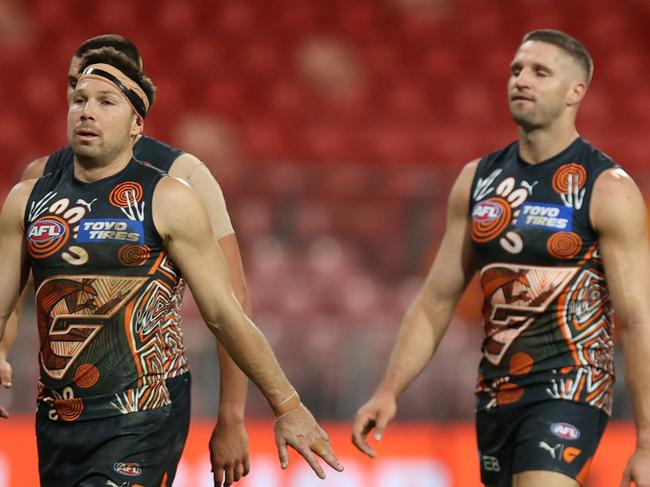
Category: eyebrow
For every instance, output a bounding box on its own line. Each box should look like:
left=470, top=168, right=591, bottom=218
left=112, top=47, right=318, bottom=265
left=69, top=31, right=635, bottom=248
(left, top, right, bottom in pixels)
left=72, top=88, right=122, bottom=98
left=510, top=61, right=554, bottom=73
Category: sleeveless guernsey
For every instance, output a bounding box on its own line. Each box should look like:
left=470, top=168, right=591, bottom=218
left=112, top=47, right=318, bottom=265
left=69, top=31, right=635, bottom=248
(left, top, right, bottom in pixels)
left=43, top=136, right=189, bottom=381
left=469, top=137, right=618, bottom=415
left=25, top=159, right=181, bottom=421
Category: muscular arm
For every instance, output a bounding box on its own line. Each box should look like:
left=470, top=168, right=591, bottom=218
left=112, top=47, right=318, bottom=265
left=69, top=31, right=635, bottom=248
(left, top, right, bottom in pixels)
left=0, top=181, right=34, bottom=415
left=591, top=169, right=650, bottom=484
left=153, top=176, right=291, bottom=409
left=153, top=177, right=343, bottom=479
left=169, top=153, right=251, bottom=484
left=0, top=179, right=36, bottom=337
left=353, top=160, right=479, bottom=455
left=378, top=161, right=478, bottom=397
left=0, top=158, right=46, bottom=360
left=169, top=154, right=249, bottom=421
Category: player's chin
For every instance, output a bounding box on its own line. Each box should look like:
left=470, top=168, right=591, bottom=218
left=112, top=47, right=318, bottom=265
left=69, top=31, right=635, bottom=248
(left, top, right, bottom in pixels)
left=71, top=143, right=100, bottom=158
left=510, top=111, right=540, bottom=130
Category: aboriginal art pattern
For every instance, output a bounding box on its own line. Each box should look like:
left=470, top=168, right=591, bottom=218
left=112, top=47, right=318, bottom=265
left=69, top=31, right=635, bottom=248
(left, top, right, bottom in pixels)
left=148, top=253, right=188, bottom=378
left=469, top=139, right=618, bottom=415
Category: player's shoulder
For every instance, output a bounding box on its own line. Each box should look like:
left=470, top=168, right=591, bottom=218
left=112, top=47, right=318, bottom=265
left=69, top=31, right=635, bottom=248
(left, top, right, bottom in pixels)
left=44, top=146, right=75, bottom=174
left=134, top=135, right=185, bottom=172
left=22, top=145, right=73, bottom=180
left=153, top=174, right=194, bottom=200
left=4, top=177, right=39, bottom=214
left=576, top=137, right=619, bottom=169
left=481, top=140, right=518, bottom=164
left=473, top=140, right=519, bottom=176
left=21, top=156, right=48, bottom=180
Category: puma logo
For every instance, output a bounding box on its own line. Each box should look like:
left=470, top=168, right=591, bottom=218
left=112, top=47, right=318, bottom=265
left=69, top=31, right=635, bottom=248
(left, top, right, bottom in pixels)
left=76, top=198, right=98, bottom=212
left=521, top=180, right=538, bottom=194
left=539, top=441, right=562, bottom=459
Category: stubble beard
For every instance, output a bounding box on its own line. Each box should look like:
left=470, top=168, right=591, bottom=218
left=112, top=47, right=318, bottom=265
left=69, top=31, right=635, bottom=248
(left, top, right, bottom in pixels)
left=73, top=138, right=125, bottom=170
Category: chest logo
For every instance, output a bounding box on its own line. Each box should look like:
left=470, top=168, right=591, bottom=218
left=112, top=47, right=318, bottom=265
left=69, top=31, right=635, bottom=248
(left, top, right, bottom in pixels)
left=27, top=216, right=70, bottom=258
left=515, top=203, right=573, bottom=231
left=109, top=181, right=145, bottom=221
left=472, top=198, right=511, bottom=243
left=553, top=163, right=586, bottom=209
left=472, top=177, right=529, bottom=253
left=27, top=193, right=89, bottom=265
left=77, top=219, right=144, bottom=244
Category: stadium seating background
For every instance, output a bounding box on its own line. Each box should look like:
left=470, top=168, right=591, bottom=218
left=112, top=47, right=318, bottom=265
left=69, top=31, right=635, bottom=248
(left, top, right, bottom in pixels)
left=0, top=0, right=647, bottom=484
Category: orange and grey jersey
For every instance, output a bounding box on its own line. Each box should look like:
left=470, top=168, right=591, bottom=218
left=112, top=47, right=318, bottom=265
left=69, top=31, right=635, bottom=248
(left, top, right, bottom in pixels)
left=25, top=159, right=182, bottom=421
left=44, top=137, right=190, bottom=381
left=469, top=137, right=618, bottom=415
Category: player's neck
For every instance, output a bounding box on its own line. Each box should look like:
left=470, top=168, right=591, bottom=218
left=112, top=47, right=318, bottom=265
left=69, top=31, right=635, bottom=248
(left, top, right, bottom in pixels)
left=517, top=121, right=579, bottom=164
left=74, top=149, right=133, bottom=183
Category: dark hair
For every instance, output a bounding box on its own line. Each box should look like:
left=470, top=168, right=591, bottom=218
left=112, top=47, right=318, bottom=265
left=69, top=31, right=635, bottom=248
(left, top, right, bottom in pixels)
left=522, top=29, right=593, bottom=83
left=75, top=34, right=142, bottom=69
left=78, top=47, right=156, bottom=111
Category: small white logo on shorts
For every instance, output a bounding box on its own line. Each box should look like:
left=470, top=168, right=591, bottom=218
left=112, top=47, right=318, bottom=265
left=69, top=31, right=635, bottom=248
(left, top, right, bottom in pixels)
left=551, top=422, right=580, bottom=440
left=539, top=441, right=562, bottom=459
left=481, top=455, right=501, bottom=472
left=113, top=462, right=142, bottom=476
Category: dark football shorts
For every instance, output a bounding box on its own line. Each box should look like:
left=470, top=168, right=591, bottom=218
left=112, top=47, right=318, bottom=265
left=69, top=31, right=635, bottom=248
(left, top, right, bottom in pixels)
left=37, top=404, right=172, bottom=487
left=476, top=399, right=608, bottom=487
left=163, top=371, right=192, bottom=483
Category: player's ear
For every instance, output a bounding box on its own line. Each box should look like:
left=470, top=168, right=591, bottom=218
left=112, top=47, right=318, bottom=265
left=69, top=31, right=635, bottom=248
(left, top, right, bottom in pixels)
left=567, top=79, right=587, bottom=107
left=130, top=113, right=144, bottom=137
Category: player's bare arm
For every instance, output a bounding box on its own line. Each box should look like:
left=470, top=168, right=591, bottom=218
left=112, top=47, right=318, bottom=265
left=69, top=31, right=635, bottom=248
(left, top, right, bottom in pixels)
left=169, top=152, right=251, bottom=486
left=0, top=158, right=47, bottom=378
left=153, top=176, right=343, bottom=479
left=591, top=169, right=650, bottom=487
left=352, top=160, right=479, bottom=457
left=210, top=233, right=252, bottom=486
left=0, top=180, right=36, bottom=417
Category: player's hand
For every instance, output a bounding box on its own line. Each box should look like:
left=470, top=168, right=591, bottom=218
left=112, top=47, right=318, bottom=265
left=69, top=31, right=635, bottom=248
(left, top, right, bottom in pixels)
left=210, top=418, right=250, bottom=487
left=273, top=404, right=344, bottom=478
left=351, top=389, right=397, bottom=458
left=0, top=358, right=12, bottom=419
left=620, top=445, right=650, bottom=487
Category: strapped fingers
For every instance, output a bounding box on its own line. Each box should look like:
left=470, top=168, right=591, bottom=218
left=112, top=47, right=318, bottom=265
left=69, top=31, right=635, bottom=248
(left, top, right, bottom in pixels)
left=293, top=440, right=325, bottom=479
left=311, top=437, right=343, bottom=472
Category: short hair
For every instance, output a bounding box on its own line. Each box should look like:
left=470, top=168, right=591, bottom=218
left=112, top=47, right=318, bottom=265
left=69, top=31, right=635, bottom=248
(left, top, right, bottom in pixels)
left=522, top=29, right=594, bottom=83
left=75, top=34, right=142, bottom=68
left=78, top=47, right=156, bottom=110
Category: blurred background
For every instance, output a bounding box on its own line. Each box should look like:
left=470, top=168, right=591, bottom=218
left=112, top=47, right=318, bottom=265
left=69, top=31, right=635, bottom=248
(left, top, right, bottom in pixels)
left=0, top=0, right=648, bottom=485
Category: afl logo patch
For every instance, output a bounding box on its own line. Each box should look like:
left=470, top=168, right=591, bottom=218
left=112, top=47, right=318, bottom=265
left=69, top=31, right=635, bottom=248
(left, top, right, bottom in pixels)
left=471, top=197, right=511, bottom=243
left=550, top=422, right=580, bottom=440
left=113, top=462, right=142, bottom=476
left=473, top=201, right=503, bottom=222
left=26, top=216, right=70, bottom=258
